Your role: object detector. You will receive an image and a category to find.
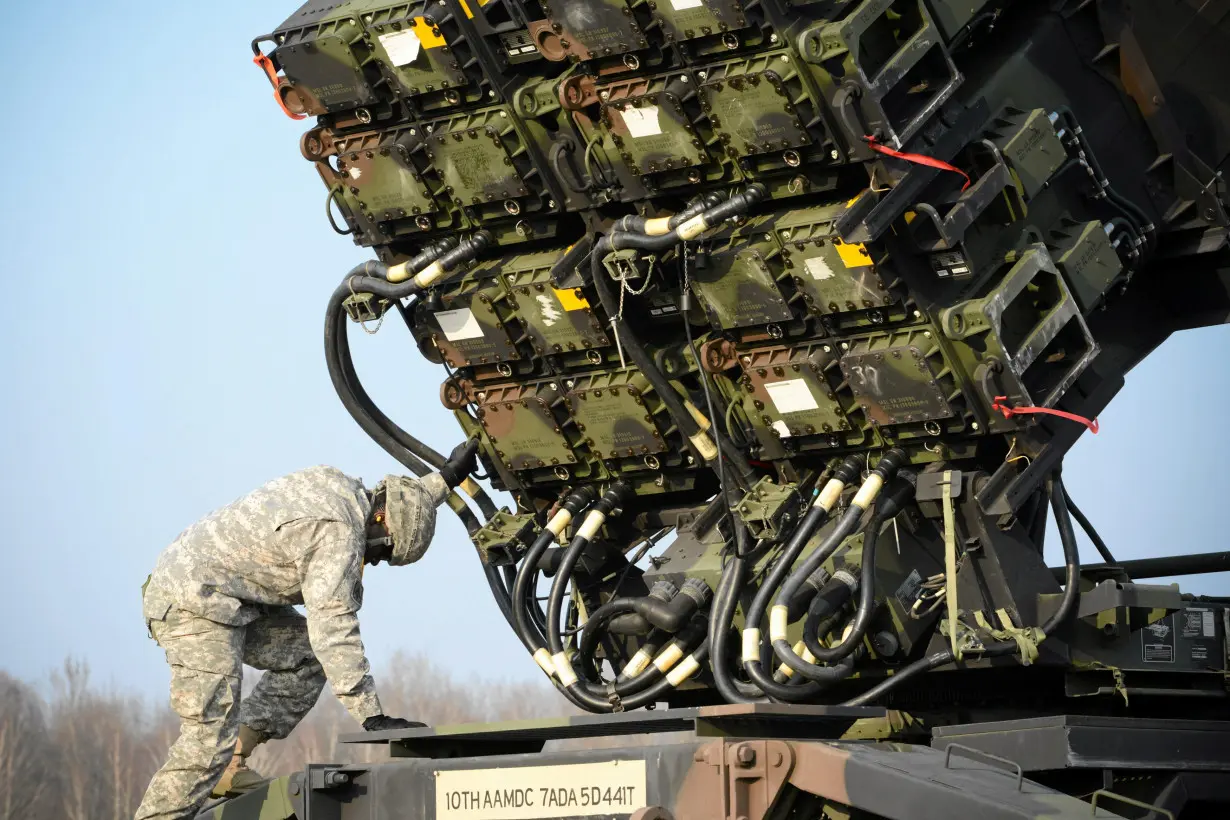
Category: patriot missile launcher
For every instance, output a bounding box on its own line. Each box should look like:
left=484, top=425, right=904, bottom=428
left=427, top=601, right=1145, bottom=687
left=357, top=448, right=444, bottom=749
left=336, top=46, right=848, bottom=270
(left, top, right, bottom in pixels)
left=223, top=0, right=1230, bottom=816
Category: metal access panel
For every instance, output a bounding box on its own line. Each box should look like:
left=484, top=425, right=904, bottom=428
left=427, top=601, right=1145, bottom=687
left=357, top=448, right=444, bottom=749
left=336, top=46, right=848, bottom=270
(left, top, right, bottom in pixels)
left=272, top=6, right=379, bottom=116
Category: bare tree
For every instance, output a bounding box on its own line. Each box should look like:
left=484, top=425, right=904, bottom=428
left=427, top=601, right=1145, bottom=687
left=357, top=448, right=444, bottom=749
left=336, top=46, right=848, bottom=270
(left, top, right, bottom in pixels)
left=0, top=651, right=619, bottom=819
left=250, top=651, right=569, bottom=774
left=0, top=672, right=54, bottom=820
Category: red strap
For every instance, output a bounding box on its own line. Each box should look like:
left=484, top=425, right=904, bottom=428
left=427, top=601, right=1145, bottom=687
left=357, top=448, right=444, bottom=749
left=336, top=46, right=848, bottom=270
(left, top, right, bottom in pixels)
left=253, top=53, right=306, bottom=121
left=865, top=136, right=971, bottom=191
left=992, top=396, right=1099, bottom=434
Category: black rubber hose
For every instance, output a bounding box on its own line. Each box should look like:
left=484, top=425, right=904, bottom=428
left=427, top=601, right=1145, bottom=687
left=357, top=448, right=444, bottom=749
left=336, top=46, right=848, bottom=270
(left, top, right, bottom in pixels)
left=743, top=637, right=826, bottom=701
left=773, top=449, right=907, bottom=611
left=577, top=615, right=708, bottom=700
left=776, top=510, right=887, bottom=677
left=613, top=192, right=724, bottom=234
left=708, top=525, right=763, bottom=703
left=579, top=584, right=708, bottom=660
left=325, top=242, right=511, bottom=629
left=842, top=472, right=1082, bottom=706
left=769, top=455, right=908, bottom=681
left=745, top=455, right=864, bottom=626
left=614, top=628, right=668, bottom=684
left=794, top=474, right=915, bottom=668
left=604, top=185, right=765, bottom=252
left=434, top=232, right=494, bottom=274
left=698, top=184, right=766, bottom=225
left=564, top=633, right=710, bottom=712
left=518, top=567, right=548, bottom=648
left=628, top=637, right=710, bottom=705
left=736, top=475, right=866, bottom=702
left=1062, top=484, right=1117, bottom=565
left=1042, top=475, right=1082, bottom=634
left=586, top=189, right=764, bottom=484
left=587, top=246, right=705, bottom=442
left=326, top=235, right=493, bottom=475
left=546, top=486, right=629, bottom=656
left=801, top=573, right=858, bottom=659
left=326, top=284, right=500, bottom=522
left=511, top=489, right=595, bottom=653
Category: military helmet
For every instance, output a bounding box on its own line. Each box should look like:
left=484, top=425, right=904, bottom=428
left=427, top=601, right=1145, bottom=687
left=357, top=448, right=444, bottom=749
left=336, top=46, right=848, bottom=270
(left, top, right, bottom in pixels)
left=376, top=475, right=438, bottom=566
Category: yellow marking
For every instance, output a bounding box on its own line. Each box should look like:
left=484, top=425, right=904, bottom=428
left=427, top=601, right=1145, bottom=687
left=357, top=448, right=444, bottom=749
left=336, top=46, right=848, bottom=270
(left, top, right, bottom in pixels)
left=553, top=287, right=590, bottom=311
left=458, top=0, right=488, bottom=19
left=904, top=210, right=917, bottom=224
left=846, top=191, right=865, bottom=207
left=835, top=240, right=873, bottom=268
left=411, top=16, right=447, bottom=48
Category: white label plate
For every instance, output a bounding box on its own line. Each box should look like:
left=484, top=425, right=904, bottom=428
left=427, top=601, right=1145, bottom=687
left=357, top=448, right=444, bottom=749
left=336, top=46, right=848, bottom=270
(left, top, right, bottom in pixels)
left=670, top=0, right=705, bottom=8
left=621, top=105, right=663, bottom=139
left=804, top=256, right=835, bottom=281
left=434, top=308, right=484, bottom=341
left=436, top=760, right=648, bottom=820
left=764, top=378, right=819, bottom=414
left=379, top=29, right=422, bottom=66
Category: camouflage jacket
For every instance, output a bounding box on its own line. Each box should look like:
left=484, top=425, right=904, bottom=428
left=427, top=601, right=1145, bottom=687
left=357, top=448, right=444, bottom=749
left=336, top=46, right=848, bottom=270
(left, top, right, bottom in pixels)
left=143, top=466, right=385, bottom=722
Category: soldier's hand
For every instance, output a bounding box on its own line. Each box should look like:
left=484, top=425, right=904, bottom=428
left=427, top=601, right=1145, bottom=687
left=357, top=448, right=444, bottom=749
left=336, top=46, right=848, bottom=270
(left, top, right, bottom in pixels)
left=363, top=715, right=427, bottom=732
left=439, top=438, right=480, bottom=488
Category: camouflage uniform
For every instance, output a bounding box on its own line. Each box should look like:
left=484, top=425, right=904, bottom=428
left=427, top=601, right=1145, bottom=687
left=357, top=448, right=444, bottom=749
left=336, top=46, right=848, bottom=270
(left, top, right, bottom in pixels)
left=135, top=466, right=446, bottom=820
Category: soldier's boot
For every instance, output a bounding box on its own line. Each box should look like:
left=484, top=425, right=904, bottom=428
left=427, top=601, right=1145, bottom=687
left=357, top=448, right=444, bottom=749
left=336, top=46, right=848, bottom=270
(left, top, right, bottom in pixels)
left=211, top=724, right=269, bottom=797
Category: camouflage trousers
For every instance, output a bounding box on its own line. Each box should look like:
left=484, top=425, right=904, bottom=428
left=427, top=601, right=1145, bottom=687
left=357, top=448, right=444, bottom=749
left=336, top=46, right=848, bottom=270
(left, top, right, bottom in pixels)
left=134, top=605, right=326, bottom=820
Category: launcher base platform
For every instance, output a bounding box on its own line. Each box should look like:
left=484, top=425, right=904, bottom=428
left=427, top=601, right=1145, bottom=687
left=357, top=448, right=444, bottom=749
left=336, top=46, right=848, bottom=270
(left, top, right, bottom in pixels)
left=200, top=706, right=1230, bottom=819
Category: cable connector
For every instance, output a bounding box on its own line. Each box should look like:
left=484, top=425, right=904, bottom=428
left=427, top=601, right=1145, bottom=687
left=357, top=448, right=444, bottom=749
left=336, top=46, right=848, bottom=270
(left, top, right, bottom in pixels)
left=680, top=578, right=712, bottom=609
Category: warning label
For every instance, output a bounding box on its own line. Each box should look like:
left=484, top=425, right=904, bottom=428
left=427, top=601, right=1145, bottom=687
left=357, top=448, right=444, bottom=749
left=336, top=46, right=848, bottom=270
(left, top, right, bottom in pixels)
left=436, top=760, right=647, bottom=820
left=1181, top=608, right=1216, bottom=639
left=1142, top=615, right=1175, bottom=664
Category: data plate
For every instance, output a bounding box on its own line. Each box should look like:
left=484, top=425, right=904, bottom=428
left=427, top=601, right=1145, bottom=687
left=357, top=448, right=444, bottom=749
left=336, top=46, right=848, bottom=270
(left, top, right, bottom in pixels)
left=567, top=385, right=667, bottom=459
left=478, top=394, right=574, bottom=471
left=840, top=346, right=954, bottom=425
left=436, top=759, right=648, bottom=820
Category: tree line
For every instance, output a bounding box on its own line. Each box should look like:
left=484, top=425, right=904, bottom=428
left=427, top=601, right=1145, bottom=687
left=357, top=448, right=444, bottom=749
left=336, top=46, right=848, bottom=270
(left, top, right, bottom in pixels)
left=0, top=654, right=570, bottom=820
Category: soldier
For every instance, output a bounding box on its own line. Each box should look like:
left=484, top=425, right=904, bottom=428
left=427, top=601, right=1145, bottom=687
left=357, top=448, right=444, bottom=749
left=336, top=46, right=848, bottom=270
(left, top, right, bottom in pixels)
left=134, top=442, right=479, bottom=820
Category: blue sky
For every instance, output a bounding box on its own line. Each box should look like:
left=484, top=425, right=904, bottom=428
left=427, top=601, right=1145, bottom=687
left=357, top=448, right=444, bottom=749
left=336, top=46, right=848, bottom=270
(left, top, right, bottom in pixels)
left=0, top=2, right=1226, bottom=703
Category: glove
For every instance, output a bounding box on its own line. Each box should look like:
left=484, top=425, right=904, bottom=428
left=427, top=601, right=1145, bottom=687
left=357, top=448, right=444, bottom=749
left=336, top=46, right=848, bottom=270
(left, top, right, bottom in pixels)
left=438, top=439, right=480, bottom=489
left=363, top=715, right=427, bottom=732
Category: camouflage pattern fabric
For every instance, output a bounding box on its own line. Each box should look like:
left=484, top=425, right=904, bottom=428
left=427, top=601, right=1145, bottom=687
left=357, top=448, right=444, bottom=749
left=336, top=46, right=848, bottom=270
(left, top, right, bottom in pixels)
left=135, top=606, right=325, bottom=820
left=142, top=466, right=385, bottom=722
left=381, top=472, right=447, bottom=565
left=136, top=464, right=448, bottom=818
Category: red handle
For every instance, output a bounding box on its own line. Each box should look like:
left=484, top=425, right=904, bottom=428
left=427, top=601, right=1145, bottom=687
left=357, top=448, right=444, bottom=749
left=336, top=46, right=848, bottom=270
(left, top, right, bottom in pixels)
left=253, top=53, right=306, bottom=121
left=991, top=396, right=1099, bottom=434
left=864, top=136, right=971, bottom=191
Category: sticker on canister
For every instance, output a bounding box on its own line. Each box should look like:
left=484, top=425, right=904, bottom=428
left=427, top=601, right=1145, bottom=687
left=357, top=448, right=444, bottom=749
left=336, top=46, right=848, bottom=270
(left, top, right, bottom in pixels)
left=434, top=308, right=484, bottom=341
left=620, top=105, right=663, bottom=139
left=379, top=30, right=422, bottom=66
left=764, top=379, right=819, bottom=414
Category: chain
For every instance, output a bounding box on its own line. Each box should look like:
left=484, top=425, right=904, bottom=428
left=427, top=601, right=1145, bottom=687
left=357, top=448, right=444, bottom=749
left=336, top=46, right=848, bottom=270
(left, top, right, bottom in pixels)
left=612, top=255, right=656, bottom=369
left=347, top=276, right=389, bottom=335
